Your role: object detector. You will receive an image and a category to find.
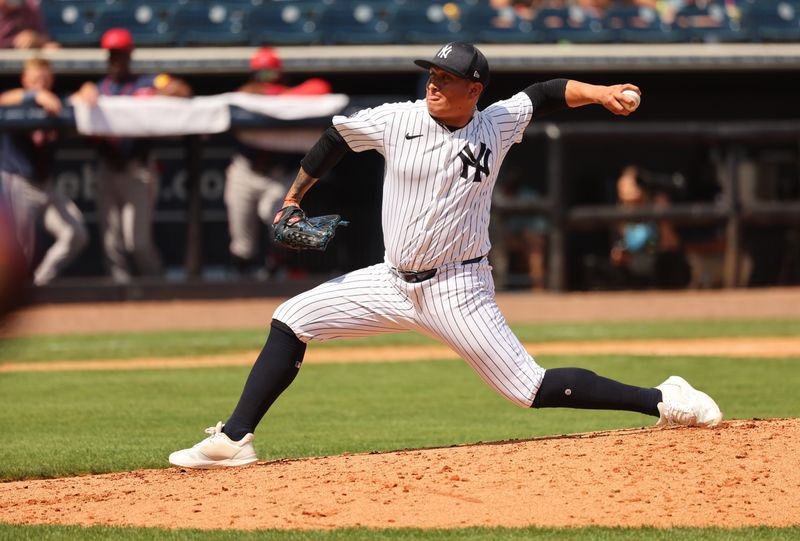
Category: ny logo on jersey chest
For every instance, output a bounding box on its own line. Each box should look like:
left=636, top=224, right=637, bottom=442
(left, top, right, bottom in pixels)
left=458, top=142, right=491, bottom=183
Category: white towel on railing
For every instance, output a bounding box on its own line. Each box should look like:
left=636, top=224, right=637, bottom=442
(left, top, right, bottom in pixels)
left=73, top=96, right=230, bottom=136
left=222, top=92, right=349, bottom=120
left=73, top=93, right=349, bottom=136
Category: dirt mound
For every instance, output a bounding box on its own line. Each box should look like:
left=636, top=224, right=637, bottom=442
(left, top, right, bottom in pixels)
left=1, top=418, right=798, bottom=530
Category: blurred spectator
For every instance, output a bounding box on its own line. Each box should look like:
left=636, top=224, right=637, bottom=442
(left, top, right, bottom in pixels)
left=70, top=28, right=191, bottom=283
left=491, top=166, right=549, bottom=290
left=575, top=0, right=613, bottom=19
left=487, top=0, right=753, bottom=31
left=0, top=57, right=88, bottom=285
left=490, top=0, right=548, bottom=22
left=608, top=165, right=690, bottom=288
left=224, top=47, right=331, bottom=279
left=0, top=0, right=59, bottom=49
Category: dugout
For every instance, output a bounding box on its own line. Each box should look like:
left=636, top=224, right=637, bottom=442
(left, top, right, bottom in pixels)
left=1, top=44, right=799, bottom=299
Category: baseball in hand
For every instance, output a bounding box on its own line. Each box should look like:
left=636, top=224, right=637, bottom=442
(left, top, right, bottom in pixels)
left=621, top=89, right=641, bottom=112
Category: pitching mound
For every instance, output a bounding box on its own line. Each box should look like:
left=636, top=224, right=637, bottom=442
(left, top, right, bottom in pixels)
left=1, top=418, right=798, bottom=530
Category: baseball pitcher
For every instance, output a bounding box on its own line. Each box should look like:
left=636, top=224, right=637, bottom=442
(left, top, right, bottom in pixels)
left=170, top=42, right=721, bottom=469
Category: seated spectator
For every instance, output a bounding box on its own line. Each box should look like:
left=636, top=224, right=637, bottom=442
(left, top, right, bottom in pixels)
left=609, top=165, right=690, bottom=289
left=0, top=57, right=88, bottom=285
left=575, top=0, right=613, bottom=20
left=490, top=0, right=549, bottom=22
left=0, top=0, right=59, bottom=49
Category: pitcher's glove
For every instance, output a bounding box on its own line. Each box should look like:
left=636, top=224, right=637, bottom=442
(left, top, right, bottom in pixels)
left=272, top=205, right=349, bottom=251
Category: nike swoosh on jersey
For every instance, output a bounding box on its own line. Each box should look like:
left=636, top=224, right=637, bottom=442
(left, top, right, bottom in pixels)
left=405, top=133, right=423, bottom=140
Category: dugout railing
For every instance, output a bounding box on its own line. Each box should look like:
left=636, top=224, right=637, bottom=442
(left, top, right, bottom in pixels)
left=2, top=105, right=799, bottom=294
left=500, top=120, right=800, bottom=291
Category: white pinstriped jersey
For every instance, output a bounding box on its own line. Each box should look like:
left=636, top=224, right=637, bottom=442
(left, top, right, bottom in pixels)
left=333, top=92, right=533, bottom=271
left=275, top=90, right=546, bottom=408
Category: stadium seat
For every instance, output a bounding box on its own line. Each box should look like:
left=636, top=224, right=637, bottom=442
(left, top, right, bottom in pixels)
left=248, top=3, right=323, bottom=46
left=221, top=0, right=266, bottom=6
left=467, top=5, right=547, bottom=44
left=605, top=6, right=685, bottom=43
left=315, top=3, right=399, bottom=45
left=43, top=3, right=102, bottom=47
left=95, top=5, right=178, bottom=47
left=674, top=3, right=749, bottom=43
left=47, top=0, right=124, bottom=5
left=174, top=4, right=250, bottom=46
left=392, top=3, right=475, bottom=44
left=532, top=8, right=615, bottom=44
left=743, top=1, right=800, bottom=42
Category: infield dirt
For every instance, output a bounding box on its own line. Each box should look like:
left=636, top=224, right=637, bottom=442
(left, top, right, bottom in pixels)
left=1, top=419, right=798, bottom=530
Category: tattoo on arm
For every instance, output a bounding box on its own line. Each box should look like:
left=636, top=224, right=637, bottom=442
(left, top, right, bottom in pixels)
left=285, top=167, right=318, bottom=204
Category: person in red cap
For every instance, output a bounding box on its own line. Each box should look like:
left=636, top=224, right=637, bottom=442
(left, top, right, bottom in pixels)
left=70, top=28, right=192, bottom=283
left=224, top=47, right=331, bottom=278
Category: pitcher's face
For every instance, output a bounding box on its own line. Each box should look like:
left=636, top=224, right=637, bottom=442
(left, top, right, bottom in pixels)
left=425, top=67, right=482, bottom=126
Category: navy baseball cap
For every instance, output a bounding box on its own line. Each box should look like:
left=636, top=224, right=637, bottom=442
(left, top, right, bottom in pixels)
left=414, top=42, right=490, bottom=87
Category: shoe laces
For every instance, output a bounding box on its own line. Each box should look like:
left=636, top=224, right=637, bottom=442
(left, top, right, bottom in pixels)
left=660, top=401, right=697, bottom=426
left=193, top=422, right=226, bottom=447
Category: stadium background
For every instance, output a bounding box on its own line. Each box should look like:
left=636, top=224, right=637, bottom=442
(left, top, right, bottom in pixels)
left=1, top=1, right=799, bottom=298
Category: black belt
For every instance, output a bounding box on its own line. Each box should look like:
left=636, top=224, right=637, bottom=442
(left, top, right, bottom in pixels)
left=394, top=256, right=485, bottom=283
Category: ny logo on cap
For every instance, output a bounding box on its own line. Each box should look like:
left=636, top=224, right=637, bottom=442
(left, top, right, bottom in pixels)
left=437, top=44, right=453, bottom=59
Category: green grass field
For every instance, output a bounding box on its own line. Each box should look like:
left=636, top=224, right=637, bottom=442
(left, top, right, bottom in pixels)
left=1, top=318, right=798, bottom=540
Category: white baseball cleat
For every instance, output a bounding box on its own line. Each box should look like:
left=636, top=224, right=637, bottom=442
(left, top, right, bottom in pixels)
left=169, top=422, right=258, bottom=469
left=656, top=376, right=723, bottom=427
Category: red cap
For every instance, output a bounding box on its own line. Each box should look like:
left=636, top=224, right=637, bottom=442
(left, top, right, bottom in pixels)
left=101, top=28, right=134, bottom=50
left=250, top=47, right=281, bottom=72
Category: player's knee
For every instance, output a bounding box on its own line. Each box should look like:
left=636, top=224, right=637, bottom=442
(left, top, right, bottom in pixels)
left=272, top=304, right=309, bottom=342
left=271, top=318, right=301, bottom=342
left=272, top=300, right=293, bottom=325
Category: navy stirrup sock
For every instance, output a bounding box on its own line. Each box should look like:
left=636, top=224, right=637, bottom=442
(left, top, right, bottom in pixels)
left=532, top=367, right=661, bottom=417
left=222, top=319, right=306, bottom=441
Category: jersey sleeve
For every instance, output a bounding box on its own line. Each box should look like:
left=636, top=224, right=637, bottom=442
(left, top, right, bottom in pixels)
left=332, top=103, right=394, bottom=154
left=482, top=92, right=534, bottom=149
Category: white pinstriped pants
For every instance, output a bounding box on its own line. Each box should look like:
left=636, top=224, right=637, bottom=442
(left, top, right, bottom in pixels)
left=274, top=260, right=546, bottom=407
